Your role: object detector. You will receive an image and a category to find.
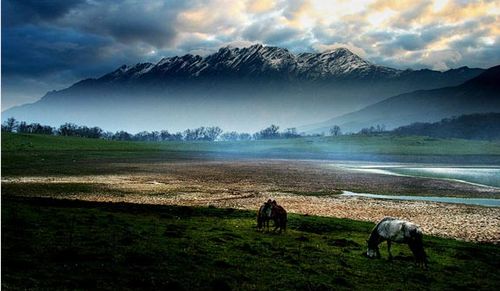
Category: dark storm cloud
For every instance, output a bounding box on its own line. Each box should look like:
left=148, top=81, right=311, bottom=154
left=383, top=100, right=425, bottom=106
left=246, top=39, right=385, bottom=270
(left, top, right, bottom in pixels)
left=1, top=23, right=144, bottom=107
left=2, top=0, right=193, bottom=108
left=3, top=0, right=85, bottom=26
left=5, top=0, right=191, bottom=50
left=62, top=1, right=186, bottom=48
left=3, top=25, right=112, bottom=77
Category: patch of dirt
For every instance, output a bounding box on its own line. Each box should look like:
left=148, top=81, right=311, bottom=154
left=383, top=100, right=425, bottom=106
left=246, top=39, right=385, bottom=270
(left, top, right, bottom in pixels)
left=3, top=159, right=499, bottom=243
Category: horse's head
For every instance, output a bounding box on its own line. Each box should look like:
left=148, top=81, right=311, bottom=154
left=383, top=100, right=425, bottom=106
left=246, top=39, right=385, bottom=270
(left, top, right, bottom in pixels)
left=366, top=247, right=380, bottom=258
left=366, top=239, right=380, bottom=258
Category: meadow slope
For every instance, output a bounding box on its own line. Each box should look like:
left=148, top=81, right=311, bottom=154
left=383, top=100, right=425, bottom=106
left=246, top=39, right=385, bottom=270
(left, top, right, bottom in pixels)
left=3, top=196, right=500, bottom=290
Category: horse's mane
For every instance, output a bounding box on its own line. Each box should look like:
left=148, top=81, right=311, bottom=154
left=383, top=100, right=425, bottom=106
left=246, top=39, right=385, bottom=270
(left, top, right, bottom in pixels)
left=367, top=216, right=396, bottom=247
left=370, top=217, right=396, bottom=236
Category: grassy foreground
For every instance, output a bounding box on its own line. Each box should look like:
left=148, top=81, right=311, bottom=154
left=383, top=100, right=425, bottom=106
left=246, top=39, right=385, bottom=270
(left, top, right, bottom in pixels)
left=3, top=133, right=500, bottom=176
left=3, top=196, right=499, bottom=290
left=2, top=133, right=500, bottom=290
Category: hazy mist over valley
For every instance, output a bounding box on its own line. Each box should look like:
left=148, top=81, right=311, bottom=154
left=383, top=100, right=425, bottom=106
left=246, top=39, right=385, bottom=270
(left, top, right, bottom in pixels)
left=2, top=44, right=493, bottom=133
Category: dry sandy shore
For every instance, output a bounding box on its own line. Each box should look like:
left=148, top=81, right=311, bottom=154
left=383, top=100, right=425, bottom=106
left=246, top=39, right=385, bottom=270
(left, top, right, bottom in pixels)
left=3, top=171, right=499, bottom=244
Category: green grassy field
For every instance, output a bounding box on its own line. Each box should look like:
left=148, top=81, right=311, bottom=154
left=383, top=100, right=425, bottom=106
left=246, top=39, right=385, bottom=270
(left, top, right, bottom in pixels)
left=3, top=133, right=500, bottom=176
left=2, top=133, right=500, bottom=290
left=3, top=196, right=499, bottom=290
left=3, top=132, right=500, bottom=155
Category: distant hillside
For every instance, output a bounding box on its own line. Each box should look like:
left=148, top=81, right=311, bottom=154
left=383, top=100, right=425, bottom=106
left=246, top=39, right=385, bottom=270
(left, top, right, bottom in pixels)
left=1, top=44, right=483, bottom=133
left=391, top=113, right=500, bottom=140
left=304, top=65, right=500, bottom=133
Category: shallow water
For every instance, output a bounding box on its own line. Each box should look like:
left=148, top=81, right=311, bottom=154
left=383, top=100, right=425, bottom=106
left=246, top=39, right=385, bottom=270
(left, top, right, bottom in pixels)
left=341, top=191, right=500, bottom=207
left=337, top=163, right=500, bottom=188
left=387, top=167, right=500, bottom=188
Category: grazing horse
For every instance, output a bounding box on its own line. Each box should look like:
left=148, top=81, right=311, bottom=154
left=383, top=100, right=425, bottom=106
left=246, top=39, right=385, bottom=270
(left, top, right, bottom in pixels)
left=257, top=199, right=273, bottom=231
left=366, top=217, right=428, bottom=267
left=270, top=200, right=287, bottom=233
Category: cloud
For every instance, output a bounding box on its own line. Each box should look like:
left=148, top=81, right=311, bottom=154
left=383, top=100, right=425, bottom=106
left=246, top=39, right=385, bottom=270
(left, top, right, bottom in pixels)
left=242, top=18, right=303, bottom=46
left=313, top=43, right=368, bottom=58
left=3, top=0, right=500, bottom=108
left=2, top=25, right=113, bottom=77
left=421, top=49, right=463, bottom=70
left=247, top=0, right=277, bottom=13
left=393, top=34, right=426, bottom=51
left=60, top=0, right=189, bottom=48
left=3, top=0, right=85, bottom=27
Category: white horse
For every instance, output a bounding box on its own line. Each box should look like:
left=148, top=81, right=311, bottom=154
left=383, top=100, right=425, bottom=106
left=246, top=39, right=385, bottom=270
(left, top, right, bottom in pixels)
left=366, top=217, right=428, bottom=267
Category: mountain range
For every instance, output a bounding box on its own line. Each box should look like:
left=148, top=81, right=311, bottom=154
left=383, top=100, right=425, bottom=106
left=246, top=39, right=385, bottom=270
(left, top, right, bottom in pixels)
left=2, top=44, right=491, bottom=133
left=303, top=65, right=500, bottom=133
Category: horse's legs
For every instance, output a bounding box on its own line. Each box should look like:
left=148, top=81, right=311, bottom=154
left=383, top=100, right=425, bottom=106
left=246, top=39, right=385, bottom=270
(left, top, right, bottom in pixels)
left=387, top=240, right=392, bottom=260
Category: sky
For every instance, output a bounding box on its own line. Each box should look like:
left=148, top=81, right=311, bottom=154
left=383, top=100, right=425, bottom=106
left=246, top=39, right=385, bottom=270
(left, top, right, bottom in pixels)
left=2, top=0, right=499, bottom=109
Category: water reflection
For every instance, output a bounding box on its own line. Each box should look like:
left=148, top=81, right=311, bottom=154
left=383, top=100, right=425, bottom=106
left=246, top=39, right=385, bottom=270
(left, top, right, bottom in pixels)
left=337, top=163, right=500, bottom=188
left=342, top=191, right=500, bottom=207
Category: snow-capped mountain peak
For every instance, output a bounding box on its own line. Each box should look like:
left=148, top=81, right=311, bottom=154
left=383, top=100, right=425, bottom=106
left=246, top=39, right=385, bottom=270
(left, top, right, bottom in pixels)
left=99, top=44, right=398, bottom=82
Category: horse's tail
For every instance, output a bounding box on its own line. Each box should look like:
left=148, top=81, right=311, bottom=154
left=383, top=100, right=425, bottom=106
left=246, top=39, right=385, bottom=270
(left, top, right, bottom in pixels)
left=272, top=205, right=287, bottom=232
left=409, top=227, right=427, bottom=266
left=282, top=210, right=288, bottom=231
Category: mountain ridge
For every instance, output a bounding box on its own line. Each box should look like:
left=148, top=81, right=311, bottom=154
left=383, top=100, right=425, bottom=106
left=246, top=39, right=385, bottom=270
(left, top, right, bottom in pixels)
left=2, top=44, right=487, bottom=132
left=94, top=44, right=394, bottom=83
left=87, top=44, right=482, bottom=83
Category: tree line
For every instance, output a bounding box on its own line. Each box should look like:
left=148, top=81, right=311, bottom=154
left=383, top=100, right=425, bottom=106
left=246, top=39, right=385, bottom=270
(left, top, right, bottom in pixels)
left=5, top=117, right=418, bottom=141
left=1, top=117, right=345, bottom=141
left=5, top=113, right=496, bottom=141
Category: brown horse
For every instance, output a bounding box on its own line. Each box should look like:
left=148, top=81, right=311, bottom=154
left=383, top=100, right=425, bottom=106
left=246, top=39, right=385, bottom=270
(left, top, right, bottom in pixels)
left=270, top=200, right=287, bottom=233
